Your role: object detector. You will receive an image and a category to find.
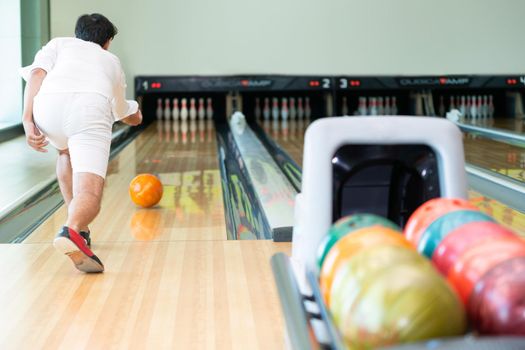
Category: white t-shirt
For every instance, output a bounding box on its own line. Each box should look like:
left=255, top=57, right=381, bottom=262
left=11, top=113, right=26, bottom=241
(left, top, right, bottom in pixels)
left=20, top=37, right=138, bottom=121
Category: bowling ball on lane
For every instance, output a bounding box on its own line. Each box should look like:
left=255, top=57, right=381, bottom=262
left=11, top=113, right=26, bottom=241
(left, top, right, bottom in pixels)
left=319, top=226, right=411, bottom=306
left=417, top=210, right=494, bottom=258
left=448, top=237, right=525, bottom=304
left=469, top=256, right=525, bottom=335
left=404, top=198, right=477, bottom=247
left=316, top=214, right=400, bottom=268
left=129, top=174, right=164, bottom=208
left=329, top=244, right=429, bottom=326
left=339, top=262, right=467, bottom=348
left=433, top=221, right=516, bottom=275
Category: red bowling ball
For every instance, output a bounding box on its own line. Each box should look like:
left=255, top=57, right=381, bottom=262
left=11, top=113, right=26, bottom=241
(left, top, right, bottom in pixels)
left=469, top=256, right=525, bottom=335
left=404, top=198, right=477, bottom=247
left=432, top=221, right=516, bottom=275
left=448, top=238, right=525, bottom=304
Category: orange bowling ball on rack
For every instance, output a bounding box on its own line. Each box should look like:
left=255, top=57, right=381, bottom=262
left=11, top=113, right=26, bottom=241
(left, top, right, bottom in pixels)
left=129, top=174, right=163, bottom=208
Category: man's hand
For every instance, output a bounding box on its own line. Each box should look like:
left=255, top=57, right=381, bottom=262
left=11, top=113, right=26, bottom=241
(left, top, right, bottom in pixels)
left=121, top=109, right=143, bottom=126
left=23, top=121, right=48, bottom=152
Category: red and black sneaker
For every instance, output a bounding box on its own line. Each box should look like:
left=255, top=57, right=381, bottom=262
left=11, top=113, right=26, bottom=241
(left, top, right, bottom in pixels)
left=53, top=226, right=104, bottom=273
left=80, top=230, right=91, bottom=248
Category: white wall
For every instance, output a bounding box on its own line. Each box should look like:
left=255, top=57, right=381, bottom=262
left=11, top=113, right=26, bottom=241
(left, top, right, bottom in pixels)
left=50, top=0, right=525, bottom=96
left=0, top=1, right=22, bottom=127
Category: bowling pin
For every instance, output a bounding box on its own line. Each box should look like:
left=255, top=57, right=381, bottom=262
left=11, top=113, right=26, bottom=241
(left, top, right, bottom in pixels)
left=297, top=98, right=304, bottom=119
left=384, top=96, right=391, bottom=116
left=482, top=95, right=489, bottom=118
left=459, top=96, right=466, bottom=116
left=377, top=97, right=384, bottom=116
left=470, top=96, right=478, bottom=118
left=281, top=98, right=289, bottom=120
left=465, top=96, right=471, bottom=118
left=263, top=98, right=271, bottom=120
left=254, top=98, right=261, bottom=120
left=305, top=97, right=311, bottom=119
left=206, top=98, right=214, bottom=119
left=449, top=96, right=456, bottom=111
left=358, top=97, right=367, bottom=115
left=172, top=98, right=180, bottom=120
left=156, top=98, right=163, bottom=120
left=341, top=96, right=348, bottom=116
left=391, top=96, right=398, bottom=115
left=180, top=98, right=188, bottom=120
left=488, top=95, right=495, bottom=118
left=198, top=98, right=206, bottom=120
left=369, top=97, right=378, bottom=116
left=189, top=98, right=197, bottom=120
left=289, top=97, right=297, bottom=119
left=477, top=95, right=483, bottom=118
left=272, top=98, right=280, bottom=120
left=164, top=98, right=171, bottom=120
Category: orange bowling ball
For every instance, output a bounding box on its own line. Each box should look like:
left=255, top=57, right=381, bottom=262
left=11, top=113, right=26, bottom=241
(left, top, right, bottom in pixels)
left=129, top=174, right=163, bottom=208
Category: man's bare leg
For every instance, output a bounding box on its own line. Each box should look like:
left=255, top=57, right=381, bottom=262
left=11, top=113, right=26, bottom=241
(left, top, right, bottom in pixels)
left=54, top=172, right=105, bottom=273
left=56, top=149, right=89, bottom=233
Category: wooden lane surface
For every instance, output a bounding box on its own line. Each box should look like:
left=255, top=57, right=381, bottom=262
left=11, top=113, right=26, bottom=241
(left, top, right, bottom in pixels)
left=26, top=120, right=226, bottom=243
left=463, top=134, right=525, bottom=182
left=0, top=240, right=290, bottom=349
left=462, top=117, right=524, bottom=134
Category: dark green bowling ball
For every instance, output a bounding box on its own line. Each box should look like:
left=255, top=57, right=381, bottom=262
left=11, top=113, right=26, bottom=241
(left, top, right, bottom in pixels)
left=316, top=214, right=400, bottom=268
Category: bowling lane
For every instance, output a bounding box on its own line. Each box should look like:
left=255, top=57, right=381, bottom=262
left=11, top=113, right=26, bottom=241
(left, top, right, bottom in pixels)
left=263, top=118, right=525, bottom=237
left=462, top=117, right=525, bottom=134
left=463, top=133, right=525, bottom=183
left=25, top=119, right=226, bottom=243
left=258, top=119, right=311, bottom=167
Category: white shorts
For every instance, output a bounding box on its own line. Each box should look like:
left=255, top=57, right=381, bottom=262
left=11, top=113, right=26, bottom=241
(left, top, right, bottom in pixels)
left=33, top=92, right=113, bottom=179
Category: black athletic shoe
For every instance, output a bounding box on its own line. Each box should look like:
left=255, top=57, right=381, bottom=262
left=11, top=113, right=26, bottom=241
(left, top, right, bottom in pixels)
left=53, top=226, right=104, bottom=273
left=80, top=230, right=91, bottom=248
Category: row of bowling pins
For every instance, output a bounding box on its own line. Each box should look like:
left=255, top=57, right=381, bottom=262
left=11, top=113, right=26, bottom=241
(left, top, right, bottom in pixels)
left=156, top=97, right=214, bottom=121
left=254, top=97, right=312, bottom=120
left=156, top=119, right=213, bottom=144
left=351, top=96, right=399, bottom=116
left=443, top=95, right=495, bottom=119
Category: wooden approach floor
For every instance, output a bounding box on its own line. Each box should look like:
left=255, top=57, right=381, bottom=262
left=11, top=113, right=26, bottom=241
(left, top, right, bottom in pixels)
left=0, top=120, right=291, bottom=349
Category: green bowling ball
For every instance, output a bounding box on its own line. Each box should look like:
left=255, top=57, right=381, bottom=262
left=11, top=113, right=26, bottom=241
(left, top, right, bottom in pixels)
left=329, top=244, right=428, bottom=326
left=336, top=262, right=467, bottom=348
left=317, top=214, right=400, bottom=268
left=417, top=210, right=494, bottom=258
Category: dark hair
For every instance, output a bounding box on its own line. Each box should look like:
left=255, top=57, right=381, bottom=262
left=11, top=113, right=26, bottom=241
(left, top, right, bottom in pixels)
left=75, top=13, right=118, bottom=47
